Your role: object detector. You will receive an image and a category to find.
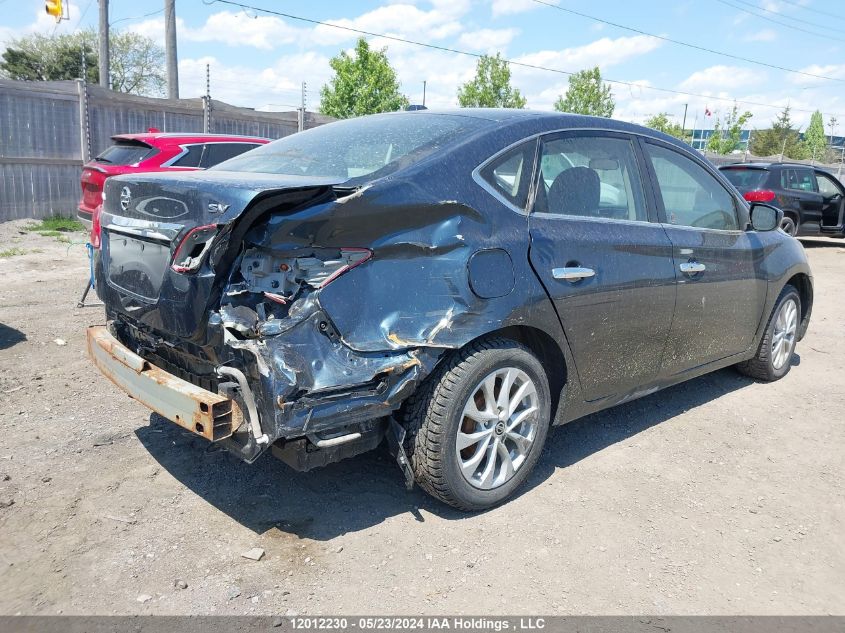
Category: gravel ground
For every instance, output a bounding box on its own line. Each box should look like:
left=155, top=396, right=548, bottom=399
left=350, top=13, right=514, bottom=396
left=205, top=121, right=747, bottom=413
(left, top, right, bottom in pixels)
left=0, top=219, right=842, bottom=616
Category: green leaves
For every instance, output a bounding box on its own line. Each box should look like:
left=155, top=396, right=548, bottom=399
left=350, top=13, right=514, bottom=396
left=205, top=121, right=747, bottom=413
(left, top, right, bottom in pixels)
left=705, top=103, right=753, bottom=155
left=804, top=111, right=827, bottom=161
left=554, top=67, right=614, bottom=117
left=457, top=53, right=526, bottom=109
left=644, top=112, right=691, bottom=142
left=0, top=29, right=165, bottom=96
left=749, top=105, right=807, bottom=160
left=319, top=38, right=409, bottom=119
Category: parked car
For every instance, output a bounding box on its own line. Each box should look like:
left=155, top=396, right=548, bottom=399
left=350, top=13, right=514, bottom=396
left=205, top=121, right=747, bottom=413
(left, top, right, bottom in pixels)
left=78, top=132, right=269, bottom=246
left=87, top=111, right=813, bottom=510
left=719, top=162, right=845, bottom=237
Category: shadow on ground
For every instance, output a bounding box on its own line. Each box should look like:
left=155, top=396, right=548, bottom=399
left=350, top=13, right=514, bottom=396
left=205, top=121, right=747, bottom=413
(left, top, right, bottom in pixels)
left=799, top=238, right=845, bottom=248
left=137, top=367, right=756, bottom=540
left=0, top=323, right=26, bottom=351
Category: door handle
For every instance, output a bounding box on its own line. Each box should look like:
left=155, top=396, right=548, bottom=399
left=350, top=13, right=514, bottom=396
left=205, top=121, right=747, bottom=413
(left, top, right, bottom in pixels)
left=552, top=266, right=595, bottom=282
left=679, top=262, right=706, bottom=274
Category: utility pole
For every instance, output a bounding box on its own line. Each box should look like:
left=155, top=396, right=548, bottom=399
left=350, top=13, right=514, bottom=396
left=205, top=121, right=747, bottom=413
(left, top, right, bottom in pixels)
left=681, top=103, right=688, bottom=136
left=164, top=0, right=179, bottom=99
left=422, top=80, right=426, bottom=107
left=98, top=0, right=109, bottom=89
left=298, top=82, right=307, bottom=132
left=203, top=63, right=211, bottom=133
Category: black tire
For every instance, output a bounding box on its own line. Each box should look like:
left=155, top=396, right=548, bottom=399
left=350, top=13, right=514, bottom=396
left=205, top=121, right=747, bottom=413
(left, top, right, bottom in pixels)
left=401, top=337, right=551, bottom=511
left=736, top=285, right=801, bottom=381
left=780, top=215, right=797, bottom=236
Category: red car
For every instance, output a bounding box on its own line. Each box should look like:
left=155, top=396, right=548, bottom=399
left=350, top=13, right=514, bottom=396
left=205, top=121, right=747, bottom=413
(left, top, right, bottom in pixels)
left=79, top=132, right=270, bottom=246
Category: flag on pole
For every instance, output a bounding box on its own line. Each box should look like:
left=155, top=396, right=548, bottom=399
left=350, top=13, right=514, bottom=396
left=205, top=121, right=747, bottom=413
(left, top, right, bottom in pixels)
left=705, top=106, right=712, bottom=116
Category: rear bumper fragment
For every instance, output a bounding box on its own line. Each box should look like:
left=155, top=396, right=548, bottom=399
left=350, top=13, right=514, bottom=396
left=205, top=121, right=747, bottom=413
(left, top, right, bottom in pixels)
left=86, top=325, right=242, bottom=441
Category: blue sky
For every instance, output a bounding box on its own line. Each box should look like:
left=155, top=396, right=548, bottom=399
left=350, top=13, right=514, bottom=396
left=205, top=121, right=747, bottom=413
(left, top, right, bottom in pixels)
left=2, top=0, right=843, bottom=132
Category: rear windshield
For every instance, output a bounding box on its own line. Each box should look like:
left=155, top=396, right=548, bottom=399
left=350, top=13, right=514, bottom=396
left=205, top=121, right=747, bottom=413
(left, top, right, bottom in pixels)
left=721, top=167, right=769, bottom=189
left=94, top=141, right=154, bottom=166
left=213, top=113, right=486, bottom=182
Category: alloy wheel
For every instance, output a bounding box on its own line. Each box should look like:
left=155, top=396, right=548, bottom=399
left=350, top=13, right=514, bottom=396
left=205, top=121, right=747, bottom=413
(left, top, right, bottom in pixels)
left=771, top=298, right=798, bottom=370
left=456, top=367, right=540, bottom=490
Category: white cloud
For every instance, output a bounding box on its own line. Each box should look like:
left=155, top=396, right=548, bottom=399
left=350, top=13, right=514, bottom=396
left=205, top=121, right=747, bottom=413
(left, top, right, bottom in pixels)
left=130, top=11, right=302, bottom=50
left=457, top=28, right=519, bottom=52
left=512, top=35, right=662, bottom=76
left=787, top=63, right=845, bottom=86
left=679, top=65, right=766, bottom=91
left=491, top=0, right=558, bottom=18
left=0, top=1, right=83, bottom=50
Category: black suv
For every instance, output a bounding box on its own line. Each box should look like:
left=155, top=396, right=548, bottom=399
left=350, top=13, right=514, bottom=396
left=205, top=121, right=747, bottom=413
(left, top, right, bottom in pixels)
left=719, top=162, right=845, bottom=237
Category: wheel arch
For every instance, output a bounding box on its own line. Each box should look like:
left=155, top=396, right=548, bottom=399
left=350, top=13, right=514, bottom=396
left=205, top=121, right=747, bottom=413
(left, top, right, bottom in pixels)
left=468, top=325, right=569, bottom=426
left=784, top=272, right=813, bottom=341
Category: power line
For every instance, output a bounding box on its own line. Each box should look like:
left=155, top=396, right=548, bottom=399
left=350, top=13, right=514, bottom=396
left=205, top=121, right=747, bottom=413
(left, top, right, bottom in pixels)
left=726, top=0, right=830, bottom=30
left=203, top=0, right=845, bottom=119
left=773, top=0, right=845, bottom=22
left=713, top=0, right=829, bottom=38
left=530, top=0, right=843, bottom=84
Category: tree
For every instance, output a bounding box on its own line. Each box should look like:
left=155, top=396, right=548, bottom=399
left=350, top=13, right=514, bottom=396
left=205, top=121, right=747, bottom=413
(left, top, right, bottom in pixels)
left=554, top=67, right=614, bottom=117
left=705, top=104, right=753, bottom=154
left=804, top=110, right=826, bottom=162
left=749, top=105, right=807, bottom=160
left=457, top=53, right=526, bottom=108
left=320, top=38, right=408, bottom=118
left=644, top=112, right=691, bottom=142
left=0, top=32, right=97, bottom=83
left=0, top=29, right=165, bottom=96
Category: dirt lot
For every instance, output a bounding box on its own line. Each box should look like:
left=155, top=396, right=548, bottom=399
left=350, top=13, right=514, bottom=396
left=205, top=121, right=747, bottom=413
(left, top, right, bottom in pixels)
left=0, top=219, right=842, bottom=616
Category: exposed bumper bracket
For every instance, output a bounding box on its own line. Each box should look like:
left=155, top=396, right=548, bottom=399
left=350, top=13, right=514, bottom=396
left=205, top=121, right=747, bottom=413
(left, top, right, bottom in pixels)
left=87, top=325, right=242, bottom=441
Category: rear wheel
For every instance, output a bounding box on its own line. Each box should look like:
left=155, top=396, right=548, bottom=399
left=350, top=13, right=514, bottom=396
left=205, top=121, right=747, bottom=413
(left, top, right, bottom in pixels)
left=401, top=338, right=551, bottom=511
left=780, top=215, right=797, bottom=236
left=736, top=286, right=800, bottom=381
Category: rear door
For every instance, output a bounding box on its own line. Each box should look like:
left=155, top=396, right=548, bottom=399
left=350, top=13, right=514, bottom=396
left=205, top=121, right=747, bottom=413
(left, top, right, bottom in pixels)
left=781, top=167, right=824, bottom=227
left=527, top=130, right=676, bottom=401
left=640, top=140, right=765, bottom=375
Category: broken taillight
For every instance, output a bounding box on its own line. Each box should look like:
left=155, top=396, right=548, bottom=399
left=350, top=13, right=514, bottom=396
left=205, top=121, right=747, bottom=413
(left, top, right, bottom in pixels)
left=171, top=224, right=218, bottom=273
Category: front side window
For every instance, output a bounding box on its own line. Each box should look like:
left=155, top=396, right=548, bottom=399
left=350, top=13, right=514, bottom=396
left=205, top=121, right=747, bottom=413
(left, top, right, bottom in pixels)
left=533, top=135, right=646, bottom=222
left=645, top=143, right=739, bottom=230
left=816, top=172, right=842, bottom=197
left=478, top=140, right=535, bottom=210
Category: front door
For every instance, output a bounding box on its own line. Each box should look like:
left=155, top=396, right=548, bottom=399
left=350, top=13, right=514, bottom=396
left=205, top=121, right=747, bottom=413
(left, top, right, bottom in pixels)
left=640, top=140, right=766, bottom=376
left=815, top=170, right=845, bottom=230
left=528, top=131, right=676, bottom=401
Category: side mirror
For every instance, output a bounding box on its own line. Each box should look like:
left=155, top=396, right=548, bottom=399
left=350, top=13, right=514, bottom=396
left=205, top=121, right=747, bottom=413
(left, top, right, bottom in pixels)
left=749, top=202, right=783, bottom=232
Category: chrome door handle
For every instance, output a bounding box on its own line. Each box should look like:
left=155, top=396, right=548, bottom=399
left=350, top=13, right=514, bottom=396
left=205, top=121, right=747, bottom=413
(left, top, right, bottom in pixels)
left=679, top=262, right=706, bottom=274
left=552, top=266, right=595, bottom=281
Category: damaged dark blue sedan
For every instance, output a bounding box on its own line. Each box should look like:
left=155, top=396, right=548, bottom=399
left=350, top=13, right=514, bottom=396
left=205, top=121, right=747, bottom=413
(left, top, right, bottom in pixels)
left=88, top=110, right=812, bottom=510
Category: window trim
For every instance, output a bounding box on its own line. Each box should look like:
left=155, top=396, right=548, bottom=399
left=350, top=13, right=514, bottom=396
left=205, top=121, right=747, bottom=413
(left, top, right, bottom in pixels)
left=161, top=141, right=264, bottom=169
left=529, top=129, right=654, bottom=225
left=472, top=137, right=539, bottom=214
left=640, top=137, right=746, bottom=233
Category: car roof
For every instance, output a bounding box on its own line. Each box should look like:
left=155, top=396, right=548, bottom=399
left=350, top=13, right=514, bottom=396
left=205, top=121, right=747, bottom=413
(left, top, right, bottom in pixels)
left=111, top=133, right=270, bottom=146
left=719, top=162, right=818, bottom=170
left=380, top=108, right=690, bottom=149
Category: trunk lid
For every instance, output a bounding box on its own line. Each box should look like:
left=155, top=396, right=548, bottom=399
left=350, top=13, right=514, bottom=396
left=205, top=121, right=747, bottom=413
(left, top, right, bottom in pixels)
left=99, top=171, right=341, bottom=340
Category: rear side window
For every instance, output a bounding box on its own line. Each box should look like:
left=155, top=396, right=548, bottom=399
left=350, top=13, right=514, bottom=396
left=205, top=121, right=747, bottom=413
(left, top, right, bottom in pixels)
left=201, top=143, right=261, bottom=168
left=645, top=143, right=739, bottom=230
left=534, top=134, right=646, bottom=222
left=478, top=140, right=535, bottom=210
left=94, top=142, right=154, bottom=166
left=171, top=144, right=204, bottom=168
left=721, top=167, right=769, bottom=190
left=781, top=168, right=817, bottom=192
